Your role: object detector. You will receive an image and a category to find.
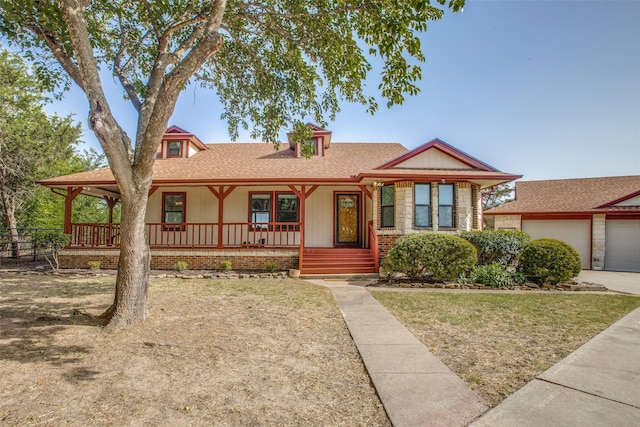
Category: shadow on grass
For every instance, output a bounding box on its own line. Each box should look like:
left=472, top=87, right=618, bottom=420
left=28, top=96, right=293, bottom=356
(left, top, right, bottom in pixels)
left=0, top=274, right=112, bottom=377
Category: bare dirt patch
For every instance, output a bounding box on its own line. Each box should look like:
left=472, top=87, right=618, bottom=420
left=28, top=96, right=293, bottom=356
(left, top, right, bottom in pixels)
left=0, top=274, right=389, bottom=426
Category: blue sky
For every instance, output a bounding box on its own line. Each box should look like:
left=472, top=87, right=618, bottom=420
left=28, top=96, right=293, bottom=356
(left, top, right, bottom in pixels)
left=45, top=0, right=639, bottom=182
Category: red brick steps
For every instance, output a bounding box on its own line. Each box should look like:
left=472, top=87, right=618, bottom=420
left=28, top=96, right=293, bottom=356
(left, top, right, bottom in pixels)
left=300, top=248, right=378, bottom=275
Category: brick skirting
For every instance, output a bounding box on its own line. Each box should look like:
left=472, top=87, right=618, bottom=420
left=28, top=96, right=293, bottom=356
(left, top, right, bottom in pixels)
left=59, top=249, right=299, bottom=271
left=377, top=235, right=400, bottom=261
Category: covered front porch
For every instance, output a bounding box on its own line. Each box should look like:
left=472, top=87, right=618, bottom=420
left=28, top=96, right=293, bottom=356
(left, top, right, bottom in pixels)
left=56, top=183, right=379, bottom=274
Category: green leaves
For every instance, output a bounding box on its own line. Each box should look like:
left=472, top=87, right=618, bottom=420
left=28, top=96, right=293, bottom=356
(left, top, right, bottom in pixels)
left=1, top=0, right=464, bottom=144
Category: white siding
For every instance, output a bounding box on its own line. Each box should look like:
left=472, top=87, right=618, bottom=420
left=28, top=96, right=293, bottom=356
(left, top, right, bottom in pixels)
left=605, top=220, right=640, bottom=272
left=392, top=148, right=471, bottom=169
left=613, top=194, right=640, bottom=207
left=305, top=187, right=335, bottom=247
left=522, top=220, right=591, bottom=269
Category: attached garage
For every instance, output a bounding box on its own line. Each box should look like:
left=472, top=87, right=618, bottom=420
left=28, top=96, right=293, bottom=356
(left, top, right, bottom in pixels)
left=522, top=219, right=591, bottom=269
left=605, top=219, right=640, bottom=272
left=485, top=176, right=640, bottom=272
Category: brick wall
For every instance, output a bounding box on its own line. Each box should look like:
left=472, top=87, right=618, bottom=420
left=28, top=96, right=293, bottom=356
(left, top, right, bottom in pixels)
left=377, top=234, right=400, bottom=262
left=59, top=249, right=299, bottom=271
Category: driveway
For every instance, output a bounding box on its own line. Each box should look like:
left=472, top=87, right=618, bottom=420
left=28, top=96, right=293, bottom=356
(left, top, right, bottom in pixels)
left=578, top=270, right=640, bottom=295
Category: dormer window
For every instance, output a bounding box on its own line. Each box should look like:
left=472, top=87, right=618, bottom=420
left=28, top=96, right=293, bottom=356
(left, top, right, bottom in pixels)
left=158, top=126, right=208, bottom=159
left=301, top=139, right=318, bottom=157
left=287, top=123, right=332, bottom=158
left=167, top=141, right=183, bottom=157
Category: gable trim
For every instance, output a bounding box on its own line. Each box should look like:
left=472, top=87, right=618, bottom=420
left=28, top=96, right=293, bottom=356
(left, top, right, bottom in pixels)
left=375, top=138, right=499, bottom=172
left=596, top=189, right=640, bottom=208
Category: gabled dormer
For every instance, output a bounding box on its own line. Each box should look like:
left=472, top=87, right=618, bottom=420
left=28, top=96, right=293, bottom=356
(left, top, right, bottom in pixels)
left=157, top=125, right=208, bottom=159
left=287, top=123, right=332, bottom=158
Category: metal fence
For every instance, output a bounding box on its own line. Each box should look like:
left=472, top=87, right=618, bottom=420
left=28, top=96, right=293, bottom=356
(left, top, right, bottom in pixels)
left=0, top=228, right=63, bottom=262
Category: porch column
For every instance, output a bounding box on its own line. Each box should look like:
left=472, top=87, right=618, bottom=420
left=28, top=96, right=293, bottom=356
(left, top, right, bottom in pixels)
left=289, top=185, right=318, bottom=270
left=64, top=187, right=83, bottom=234
left=105, top=197, right=118, bottom=224
left=207, top=186, right=236, bottom=248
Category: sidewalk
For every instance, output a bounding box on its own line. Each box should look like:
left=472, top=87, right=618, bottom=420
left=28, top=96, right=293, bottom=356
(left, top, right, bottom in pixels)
left=310, top=279, right=640, bottom=427
left=471, top=306, right=640, bottom=426
left=308, top=279, right=487, bottom=427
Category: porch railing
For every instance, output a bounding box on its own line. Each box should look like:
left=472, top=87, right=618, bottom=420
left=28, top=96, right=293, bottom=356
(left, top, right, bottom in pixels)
left=69, top=222, right=301, bottom=249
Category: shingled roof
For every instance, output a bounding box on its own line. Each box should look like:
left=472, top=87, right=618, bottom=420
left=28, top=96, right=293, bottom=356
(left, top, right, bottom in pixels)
left=39, top=140, right=520, bottom=193
left=485, top=175, right=640, bottom=215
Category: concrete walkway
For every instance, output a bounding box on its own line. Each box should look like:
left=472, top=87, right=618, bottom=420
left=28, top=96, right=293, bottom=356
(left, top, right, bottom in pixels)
left=310, top=277, right=640, bottom=427
left=471, top=306, right=640, bottom=426
left=308, top=279, right=487, bottom=427
left=578, top=270, right=640, bottom=295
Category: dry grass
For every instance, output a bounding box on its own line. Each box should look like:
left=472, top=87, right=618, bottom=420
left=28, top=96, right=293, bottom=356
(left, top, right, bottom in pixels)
left=371, top=290, right=640, bottom=407
left=0, top=274, right=389, bottom=426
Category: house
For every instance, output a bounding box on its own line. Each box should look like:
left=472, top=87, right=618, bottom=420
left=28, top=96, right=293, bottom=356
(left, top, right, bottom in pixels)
left=38, top=125, right=520, bottom=274
left=484, top=176, right=640, bottom=272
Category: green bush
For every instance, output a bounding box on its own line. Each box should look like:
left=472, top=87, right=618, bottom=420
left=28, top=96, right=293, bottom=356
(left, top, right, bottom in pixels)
left=459, top=229, right=530, bottom=266
left=518, top=238, right=582, bottom=285
left=265, top=261, right=278, bottom=272
left=87, top=260, right=101, bottom=270
left=467, top=263, right=514, bottom=288
left=174, top=261, right=189, bottom=271
left=220, top=260, right=232, bottom=271
left=383, top=233, right=477, bottom=281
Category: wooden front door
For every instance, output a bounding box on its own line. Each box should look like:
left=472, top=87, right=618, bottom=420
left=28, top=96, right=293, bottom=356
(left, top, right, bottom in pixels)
left=335, top=193, right=361, bottom=246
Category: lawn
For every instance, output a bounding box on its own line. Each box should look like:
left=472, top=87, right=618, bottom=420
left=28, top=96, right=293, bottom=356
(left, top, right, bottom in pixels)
left=371, top=290, right=640, bottom=407
left=0, top=274, right=389, bottom=426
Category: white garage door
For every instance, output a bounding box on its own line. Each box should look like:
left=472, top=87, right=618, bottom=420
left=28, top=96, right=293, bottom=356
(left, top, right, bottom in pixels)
left=605, top=220, right=640, bottom=272
left=522, top=220, right=591, bottom=269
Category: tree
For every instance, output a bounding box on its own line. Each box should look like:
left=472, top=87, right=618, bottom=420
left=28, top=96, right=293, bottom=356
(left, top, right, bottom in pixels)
left=25, top=148, right=118, bottom=228
left=481, top=183, right=514, bottom=229
left=0, top=0, right=465, bottom=330
left=482, top=183, right=514, bottom=211
left=0, top=49, right=82, bottom=256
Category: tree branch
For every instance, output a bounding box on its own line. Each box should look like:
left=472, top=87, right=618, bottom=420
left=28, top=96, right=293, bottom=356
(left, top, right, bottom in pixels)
left=58, top=0, right=137, bottom=192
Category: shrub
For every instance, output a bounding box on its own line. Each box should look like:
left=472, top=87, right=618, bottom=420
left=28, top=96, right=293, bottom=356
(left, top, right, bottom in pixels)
left=518, top=238, right=582, bottom=285
left=459, top=229, right=530, bottom=266
left=220, top=260, right=232, bottom=271
left=265, top=261, right=278, bottom=272
left=32, top=230, right=70, bottom=270
left=174, top=261, right=189, bottom=271
left=468, top=263, right=514, bottom=288
left=383, top=233, right=477, bottom=281
left=87, top=260, right=101, bottom=270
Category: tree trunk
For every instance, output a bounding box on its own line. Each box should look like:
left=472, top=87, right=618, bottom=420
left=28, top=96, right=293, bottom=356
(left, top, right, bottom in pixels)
left=102, top=189, right=150, bottom=330
left=0, top=190, right=20, bottom=258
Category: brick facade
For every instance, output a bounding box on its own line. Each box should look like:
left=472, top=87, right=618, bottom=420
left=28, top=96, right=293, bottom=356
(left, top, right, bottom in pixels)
left=60, top=249, right=299, bottom=271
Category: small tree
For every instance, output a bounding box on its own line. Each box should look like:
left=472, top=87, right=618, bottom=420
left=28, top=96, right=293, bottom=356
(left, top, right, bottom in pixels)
left=33, top=230, right=70, bottom=270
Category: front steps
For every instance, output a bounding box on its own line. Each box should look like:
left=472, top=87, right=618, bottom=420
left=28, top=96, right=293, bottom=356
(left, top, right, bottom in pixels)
left=300, top=248, right=378, bottom=275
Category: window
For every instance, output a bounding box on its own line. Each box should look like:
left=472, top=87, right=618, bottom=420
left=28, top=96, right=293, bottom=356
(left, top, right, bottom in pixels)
left=162, top=192, right=185, bottom=229
left=380, top=184, right=395, bottom=228
left=438, top=184, right=454, bottom=228
left=250, top=192, right=299, bottom=229
left=415, top=183, right=431, bottom=227
left=276, top=194, right=298, bottom=223
left=302, top=139, right=317, bottom=156
left=167, top=141, right=182, bottom=157
left=250, top=194, right=271, bottom=229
